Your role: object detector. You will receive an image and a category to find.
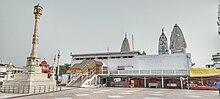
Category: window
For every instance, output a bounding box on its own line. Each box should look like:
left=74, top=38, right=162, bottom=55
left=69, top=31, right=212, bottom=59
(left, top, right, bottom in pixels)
left=103, top=57, right=108, bottom=59
left=123, top=56, right=128, bottom=58
left=116, top=56, right=120, bottom=58
left=110, top=57, right=115, bottom=59
left=97, top=57, right=102, bottom=59
left=128, top=56, right=134, bottom=58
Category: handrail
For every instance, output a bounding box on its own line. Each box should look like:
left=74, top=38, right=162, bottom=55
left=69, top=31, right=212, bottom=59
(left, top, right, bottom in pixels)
left=81, top=74, right=97, bottom=87
left=82, top=69, right=96, bottom=83
left=0, top=85, right=62, bottom=94
left=66, top=73, right=82, bottom=86
left=101, top=70, right=188, bottom=76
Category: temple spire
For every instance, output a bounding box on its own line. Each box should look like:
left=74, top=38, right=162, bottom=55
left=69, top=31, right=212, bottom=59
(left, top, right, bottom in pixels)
left=170, top=24, right=187, bottom=54
left=120, top=33, right=131, bottom=52
left=158, top=28, right=169, bottom=55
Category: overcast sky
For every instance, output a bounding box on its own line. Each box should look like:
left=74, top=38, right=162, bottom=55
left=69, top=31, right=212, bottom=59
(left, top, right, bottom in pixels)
left=0, top=0, right=219, bottom=67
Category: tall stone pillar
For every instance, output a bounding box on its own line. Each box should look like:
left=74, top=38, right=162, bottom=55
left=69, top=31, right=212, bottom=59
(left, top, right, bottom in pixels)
left=25, top=3, right=43, bottom=73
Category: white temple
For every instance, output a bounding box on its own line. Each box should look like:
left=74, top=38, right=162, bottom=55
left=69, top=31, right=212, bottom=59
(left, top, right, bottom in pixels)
left=68, top=24, right=192, bottom=88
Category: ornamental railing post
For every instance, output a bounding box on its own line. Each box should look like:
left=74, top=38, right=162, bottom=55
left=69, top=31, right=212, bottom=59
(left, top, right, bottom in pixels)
left=34, top=86, right=36, bottom=93
left=13, top=86, right=14, bottom=93
left=39, top=85, right=41, bottom=93
left=22, top=86, right=24, bottom=94
left=44, top=85, right=46, bottom=92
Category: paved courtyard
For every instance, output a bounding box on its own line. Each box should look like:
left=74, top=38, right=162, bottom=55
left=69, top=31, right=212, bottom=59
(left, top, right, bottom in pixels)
left=1, top=87, right=220, bottom=99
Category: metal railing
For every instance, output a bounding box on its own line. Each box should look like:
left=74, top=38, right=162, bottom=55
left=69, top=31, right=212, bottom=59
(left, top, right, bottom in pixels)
left=101, top=70, right=189, bottom=76
left=0, top=85, right=62, bottom=94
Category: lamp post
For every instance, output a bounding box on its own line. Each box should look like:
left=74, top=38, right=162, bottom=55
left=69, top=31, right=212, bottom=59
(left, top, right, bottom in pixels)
left=218, top=4, right=220, bottom=35
left=56, top=50, right=61, bottom=84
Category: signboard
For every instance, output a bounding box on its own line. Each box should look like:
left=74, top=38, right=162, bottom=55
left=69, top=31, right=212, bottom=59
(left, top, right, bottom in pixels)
left=114, top=78, right=121, bottom=82
left=117, top=66, right=125, bottom=70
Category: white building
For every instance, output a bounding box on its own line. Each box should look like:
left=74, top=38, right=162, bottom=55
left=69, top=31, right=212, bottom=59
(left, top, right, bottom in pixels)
left=69, top=24, right=192, bottom=88
left=0, top=64, right=23, bottom=85
left=0, top=65, right=7, bottom=85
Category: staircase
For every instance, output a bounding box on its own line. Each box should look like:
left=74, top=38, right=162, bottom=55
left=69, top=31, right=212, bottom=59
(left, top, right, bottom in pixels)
left=66, top=73, right=82, bottom=87
left=66, top=69, right=98, bottom=87
left=66, top=60, right=103, bottom=87
left=80, top=74, right=98, bottom=88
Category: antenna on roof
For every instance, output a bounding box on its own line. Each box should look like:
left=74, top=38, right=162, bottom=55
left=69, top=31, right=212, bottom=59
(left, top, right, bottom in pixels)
left=132, top=34, right=134, bottom=51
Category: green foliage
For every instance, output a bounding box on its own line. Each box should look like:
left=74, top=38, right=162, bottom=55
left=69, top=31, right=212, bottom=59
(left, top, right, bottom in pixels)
left=59, top=63, right=71, bottom=75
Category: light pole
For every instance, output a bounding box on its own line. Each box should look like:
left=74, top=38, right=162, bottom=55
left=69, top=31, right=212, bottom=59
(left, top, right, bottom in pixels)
left=56, top=50, right=61, bottom=83
left=218, top=4, right=220, bottom=35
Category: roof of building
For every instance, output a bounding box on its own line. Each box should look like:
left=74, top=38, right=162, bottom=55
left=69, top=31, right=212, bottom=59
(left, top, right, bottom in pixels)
left=67, top=60, right=103, bottom=73
left=71, top=51, right=141, bottom=57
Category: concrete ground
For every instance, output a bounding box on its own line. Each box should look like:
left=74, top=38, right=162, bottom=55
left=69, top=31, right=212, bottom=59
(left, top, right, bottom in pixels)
left=1, top=87, right=220, bottom=99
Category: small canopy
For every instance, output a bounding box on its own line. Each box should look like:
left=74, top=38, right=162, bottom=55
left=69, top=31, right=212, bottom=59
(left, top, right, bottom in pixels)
left=190, top=68, right=220, bottom=77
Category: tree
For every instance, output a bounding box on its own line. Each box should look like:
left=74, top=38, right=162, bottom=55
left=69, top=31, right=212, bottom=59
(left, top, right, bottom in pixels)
left=59, top=63, right=71, bottom=75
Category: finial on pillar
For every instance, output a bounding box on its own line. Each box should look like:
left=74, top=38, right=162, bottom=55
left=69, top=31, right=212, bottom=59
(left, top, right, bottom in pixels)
left=125, top=32, right=127, bottom=38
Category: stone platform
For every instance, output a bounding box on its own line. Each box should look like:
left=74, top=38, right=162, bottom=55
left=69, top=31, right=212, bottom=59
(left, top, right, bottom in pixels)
left=2, top=72, right=56, bottom=94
